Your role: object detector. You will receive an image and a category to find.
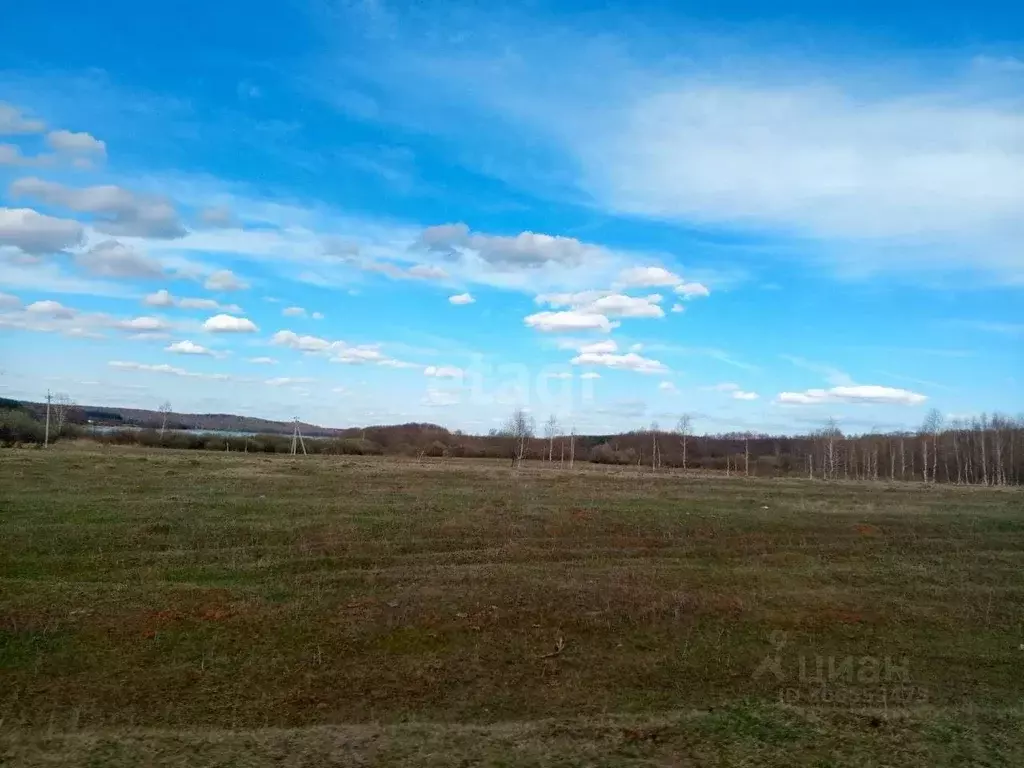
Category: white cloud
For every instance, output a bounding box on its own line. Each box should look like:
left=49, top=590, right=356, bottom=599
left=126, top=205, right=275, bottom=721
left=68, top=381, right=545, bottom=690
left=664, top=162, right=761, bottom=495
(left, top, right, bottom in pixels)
left=524, top=310, right=616, bottom=333
left=312, top=311, right=324, bottom=320
left=578, top=339, right=618, bottom=354
left=109, top=360, right=229, bottom=380
left=571, top=350, right=668, bottom=374
left=420, top=223, right=600, bottom=268
left=25, top=299, right=75, bottom=319
left=580, top=371, right=601, bottom=379
left=116, top=316, right=169, bottom=333
left=776, top=385, right=927, bottom=406
left=0, top=103, right=46, bottom=134
left=202, top=314, right=258, bottom=333
left=535, top=290, right=664, bottom=318
left=283, top=306, right=307, bottom=317
left=143, top=289, right=174, bottom=307
left=166, top=340, right=214, bottom=356
left=584, top=85, right=1024, bottom=261
left=424, top=365, right=464, bottom=378
left=271, top=329, right=412, bottom=368
left=142, top=289, right=241, bottom=313
left=0, top=292, right=21, bottom=309
left=0, top=144, right=54, bottom=167
left=674, top=282, right=710, bottom=299
left=75, top=239, right=163, bottom=278
left=0, top=207, right=84, bottom=254
left=617, top=266, right=681, bottom=287
left=247, top=356, right=277, bottom=364
left=46, top=130, right=107, bottom=157
left=712, top=382, right=740, bottom=392
left=671, top=303, right=684, bottom=313
left=266, top=377, right=314, bottom=386
left=407, top=264, right=449, bottom=279
left=9, top=177, right=186, bottom=239
left=658, top=381, right=677, bottom=392
left=586, top=293, right=664, bottom=318
left=448, top=292, right=475, bottom=305
left=732, top=390, right=759, bottom=401
left=545, top=372, right=573, bottom=380
left=203, top=269, right=248, bottom=291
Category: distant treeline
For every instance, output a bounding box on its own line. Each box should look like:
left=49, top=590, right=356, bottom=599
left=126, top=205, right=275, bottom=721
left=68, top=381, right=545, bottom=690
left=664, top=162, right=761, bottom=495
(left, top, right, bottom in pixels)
left=2, top=401, right=1021, bottom=485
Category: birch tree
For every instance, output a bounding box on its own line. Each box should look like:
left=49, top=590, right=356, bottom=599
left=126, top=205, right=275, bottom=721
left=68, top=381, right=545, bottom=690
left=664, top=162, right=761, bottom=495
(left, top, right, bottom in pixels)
left=676, top=414, right=692, bottom=473
left=543, top=414, right=559, bottom=462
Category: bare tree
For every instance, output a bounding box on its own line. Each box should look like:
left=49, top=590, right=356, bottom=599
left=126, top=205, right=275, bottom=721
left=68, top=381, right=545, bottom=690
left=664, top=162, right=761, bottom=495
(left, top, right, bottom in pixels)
left=676, top=414, right=692, bottom=473
left=502, top=408, right=535, bottom=468
left=921, top=409, right=943, bottom=483
left=650, top=421, right=660, bottom=470
left=51, top=393, right=73, bottom=436
left=158, top=401, right=173, bottom=441
left=543, top=414, right=559, bottom=462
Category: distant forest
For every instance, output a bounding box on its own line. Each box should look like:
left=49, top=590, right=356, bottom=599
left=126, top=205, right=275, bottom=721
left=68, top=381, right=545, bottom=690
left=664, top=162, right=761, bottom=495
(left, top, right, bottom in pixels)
left=2, top=398, right=1022, bottom=485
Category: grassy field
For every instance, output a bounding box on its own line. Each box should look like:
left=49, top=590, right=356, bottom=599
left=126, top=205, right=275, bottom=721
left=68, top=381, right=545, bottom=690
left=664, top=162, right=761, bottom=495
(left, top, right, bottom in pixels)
left=1, top=444, right=1022, bottom=766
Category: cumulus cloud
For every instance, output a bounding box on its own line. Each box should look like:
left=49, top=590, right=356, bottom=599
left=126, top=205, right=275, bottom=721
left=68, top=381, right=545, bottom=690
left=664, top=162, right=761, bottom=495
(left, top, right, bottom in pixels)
left=0, top=103, right=45, bottom=134
left=571, top=350, right=668, bottom=374
left=75, top=240, right=163, bottom=278
left=202, top=314, right=258, bottom=333
left=9, top=177, right=186, bottom=239
left=658, top=381, right=678, bottom=392
left=0, top=207, right=84, bottom=254
left=116, top=316, right=170, bottom=333
left=166, top=340, right=214, bottom=355
left=535, top=290, right=664, bottom=318
left=26, top=299, right=75, bottom=319
left=577, top=339, right=618, bottom=354
left=732, top=390, right=759, bottom=401
left=46, top=130, right=107, bottom=157
left=271, top=329, right=413, bottom=368
left=142, top=289, right=241, bottom=314
left=311, top=311, right=324, bottom=320
left=544, top=372, right=573, bottom=380
left=448, top=292, right=475, bottom=305
left=420, top=222, right=603, bottom=269
left=617, top=266, right=682, bottom=287
left=524, top=310, right=616, bottom=333
left=0, top=144, right=55, bottom=167
left=283, top=306, right=307, bottom=317
left=675, top=282, right=710, bottom=299
left=587, top=293, right=664, bottom=318
left=247, top=356, right=277, bottom=364
left=776, top=385, right=927, bottom=406
left=203, top=269, right=248, bottom=291
left=0, top=292, right=21, bottom=309
left=580, top=371, right=601, bottom=379
left=671, top=303, right=684, bottom=313
left=424, top=365, right=464, bottom=378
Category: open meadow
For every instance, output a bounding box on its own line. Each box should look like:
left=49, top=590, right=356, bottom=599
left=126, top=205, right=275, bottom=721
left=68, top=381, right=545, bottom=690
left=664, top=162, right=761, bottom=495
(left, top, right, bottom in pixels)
left=1, top=444, right=1022, bottom=766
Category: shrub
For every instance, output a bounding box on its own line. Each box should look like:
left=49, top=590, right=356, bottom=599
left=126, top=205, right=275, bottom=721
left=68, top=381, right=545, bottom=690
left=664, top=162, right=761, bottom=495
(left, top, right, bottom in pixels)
left=0, top=409, right=45, bottom=445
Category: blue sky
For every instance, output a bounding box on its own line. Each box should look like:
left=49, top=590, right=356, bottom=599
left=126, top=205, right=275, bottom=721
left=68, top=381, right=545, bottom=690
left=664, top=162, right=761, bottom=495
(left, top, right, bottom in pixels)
left=0, top=0, right=1021, bottom=435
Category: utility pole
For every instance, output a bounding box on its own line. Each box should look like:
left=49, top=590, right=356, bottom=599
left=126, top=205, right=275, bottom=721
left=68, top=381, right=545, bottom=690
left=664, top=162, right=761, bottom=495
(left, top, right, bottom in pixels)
left=290, top=418, right=307, bottom=456
left=44, top=390, right=51, bottom=448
